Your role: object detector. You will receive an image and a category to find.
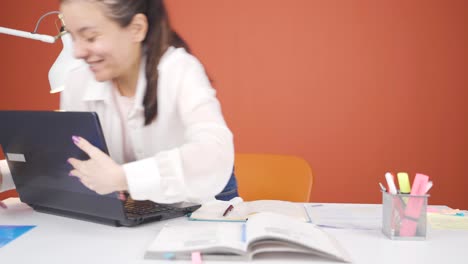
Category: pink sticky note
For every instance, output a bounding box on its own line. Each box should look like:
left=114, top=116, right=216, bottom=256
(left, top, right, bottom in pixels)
left=191, top=251, right=202, bottom=264
left=400, top=218, right=418, bottom=237
left=427, top=206, right=440, bottom=213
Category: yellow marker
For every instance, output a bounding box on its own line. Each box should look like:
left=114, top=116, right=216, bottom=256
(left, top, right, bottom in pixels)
left=397, top=172, right=411, bottom=194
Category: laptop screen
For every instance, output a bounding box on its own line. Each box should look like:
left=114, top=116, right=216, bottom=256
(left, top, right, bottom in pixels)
left=0, top=110, right=200, bottom=226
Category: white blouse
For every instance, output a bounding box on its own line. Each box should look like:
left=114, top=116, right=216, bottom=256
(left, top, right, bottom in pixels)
left=0, top=47, right=234, bottom=204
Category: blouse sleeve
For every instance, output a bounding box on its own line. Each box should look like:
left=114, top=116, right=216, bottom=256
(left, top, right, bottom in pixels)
left=0, top=159, right=15, bottom=192
left=123, top=54, right=234, bottom=204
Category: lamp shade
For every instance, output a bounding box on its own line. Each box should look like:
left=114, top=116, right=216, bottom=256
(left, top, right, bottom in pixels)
left=48, top=33, right=83, bottom=93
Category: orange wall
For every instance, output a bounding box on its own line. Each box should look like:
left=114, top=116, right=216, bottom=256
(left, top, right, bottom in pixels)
left=1, top=0, right=467, bottom=208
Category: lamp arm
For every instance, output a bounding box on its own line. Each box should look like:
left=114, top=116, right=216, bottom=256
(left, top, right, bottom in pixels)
left=32, top=11, right=61, bottom=34
left=0, top=11, right=64, bottom=44
left=1, top=11, right=81, bottom=94
left=0, top=26, right=55, bottom=43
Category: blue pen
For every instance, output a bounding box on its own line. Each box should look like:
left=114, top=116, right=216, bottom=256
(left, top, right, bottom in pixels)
left=163, top=252, right=175, bottom=260
left=241, top=223, right=246, bottom=242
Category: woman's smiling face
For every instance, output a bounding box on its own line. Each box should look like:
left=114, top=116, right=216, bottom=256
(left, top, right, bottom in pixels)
left=60, top=0, right=140, bottom=82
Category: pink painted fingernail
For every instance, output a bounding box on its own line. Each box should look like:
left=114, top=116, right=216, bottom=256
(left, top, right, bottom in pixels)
left=72, top=135, right=80, bottom=145
left=68, top=172, right=74, bottom=177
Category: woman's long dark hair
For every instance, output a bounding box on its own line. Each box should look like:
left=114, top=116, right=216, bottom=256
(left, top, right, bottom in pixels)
left=61, top=0, right=190, bottom=125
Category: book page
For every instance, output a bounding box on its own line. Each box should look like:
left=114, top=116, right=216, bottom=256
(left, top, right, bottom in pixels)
left=145, top=221, right=247, bottom=259
left=245, top=212, right=351, bottom=262
left=189, top=200, right=309, bottom=222
left=233, top=200, right=310, bottom=222
left=306, top=203, right=381, bottom=230
left=188, top=199, right=243, bottom=221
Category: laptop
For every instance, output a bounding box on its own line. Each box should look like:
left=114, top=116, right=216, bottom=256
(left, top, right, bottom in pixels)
left=0, top=110, right=201, bottom=227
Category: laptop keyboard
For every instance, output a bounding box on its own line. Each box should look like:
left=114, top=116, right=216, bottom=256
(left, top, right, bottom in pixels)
left=124, top=199, right=180, bottom=216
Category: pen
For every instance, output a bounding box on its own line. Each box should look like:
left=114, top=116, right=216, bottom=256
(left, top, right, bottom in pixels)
left=222, top=204, right=234, bottom=217
left=378, top=182, right=387, bottom=192
left=241, top=223, right=247, bottom=242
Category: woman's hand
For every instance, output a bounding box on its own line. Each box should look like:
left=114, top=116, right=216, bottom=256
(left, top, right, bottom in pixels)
left=0, top=170, right=7, bottom=209
left=68, top=136, right=128, bottom=195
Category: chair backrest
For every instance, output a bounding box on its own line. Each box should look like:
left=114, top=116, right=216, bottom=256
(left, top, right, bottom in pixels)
left=0, top=189, right=18, bottom=200
left=234, top=153, right=313, bottom=202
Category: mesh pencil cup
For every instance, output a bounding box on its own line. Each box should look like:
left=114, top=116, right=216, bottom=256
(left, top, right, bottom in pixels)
left=381, top=191, right=429, bottom=240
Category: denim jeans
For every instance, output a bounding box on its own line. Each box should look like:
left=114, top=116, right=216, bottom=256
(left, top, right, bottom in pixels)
left=215, top=167, right=238, bottom=201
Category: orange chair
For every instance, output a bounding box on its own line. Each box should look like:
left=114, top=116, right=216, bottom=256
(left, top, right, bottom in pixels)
left=234, top=153, right=313, bottom=202
left=0, top=189, right=18, bottom=200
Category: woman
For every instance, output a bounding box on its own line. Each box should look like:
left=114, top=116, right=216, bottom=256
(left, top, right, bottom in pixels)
left=0, top=0, right=238, bottom=207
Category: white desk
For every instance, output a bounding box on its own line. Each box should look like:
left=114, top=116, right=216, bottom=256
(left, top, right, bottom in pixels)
left=1, top=198, right=467, bottom=264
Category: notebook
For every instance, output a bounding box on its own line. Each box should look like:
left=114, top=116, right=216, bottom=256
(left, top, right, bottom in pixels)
left=0, top=110, right=201, bottom=227
left=144, top=212, right=351, bottom=262
left=189, top=199, right=310, bottom=222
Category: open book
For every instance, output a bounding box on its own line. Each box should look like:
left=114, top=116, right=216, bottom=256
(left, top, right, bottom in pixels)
left=188, top=199, right=310, bottom=222
left=145, top=212, right=351, bottom=262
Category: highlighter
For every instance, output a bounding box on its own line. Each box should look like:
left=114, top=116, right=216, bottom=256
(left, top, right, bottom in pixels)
left=384, top=172, right=398, bottom=195
left=399, top=173, right=429, bottom=237
left=397, top=172, right=411, bottom=194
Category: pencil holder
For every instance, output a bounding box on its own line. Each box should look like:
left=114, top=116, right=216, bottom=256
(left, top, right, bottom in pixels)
left=381, top=191, right=429, bottom=240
